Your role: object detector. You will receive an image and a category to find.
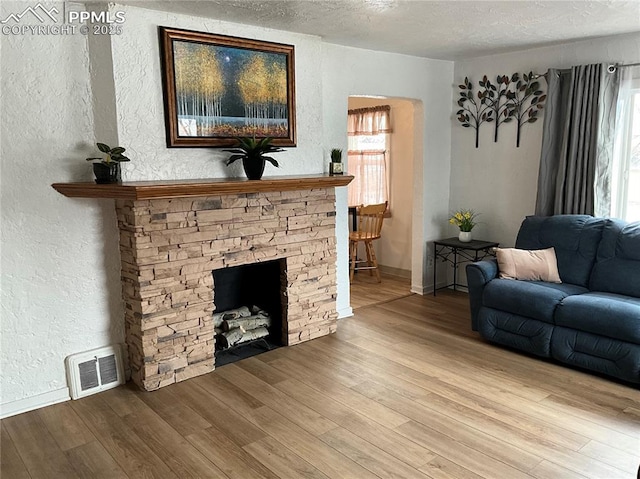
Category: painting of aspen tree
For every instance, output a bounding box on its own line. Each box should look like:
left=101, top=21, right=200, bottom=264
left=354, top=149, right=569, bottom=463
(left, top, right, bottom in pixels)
left=160, top=27, right=296, bottom=147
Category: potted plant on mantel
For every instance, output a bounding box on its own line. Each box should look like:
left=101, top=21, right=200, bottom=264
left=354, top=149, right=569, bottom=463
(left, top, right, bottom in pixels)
left=86, top=142, right=130, bottom=184
left=223, top=137, right=285, bottom=180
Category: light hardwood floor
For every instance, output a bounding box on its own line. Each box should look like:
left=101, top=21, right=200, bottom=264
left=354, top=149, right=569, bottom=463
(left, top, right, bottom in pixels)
left=350, top=272, right=413, bottom=310
left=2, top=291, right=639, bottom=479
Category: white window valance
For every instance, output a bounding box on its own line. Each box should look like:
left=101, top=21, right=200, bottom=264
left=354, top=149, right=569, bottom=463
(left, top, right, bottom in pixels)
left=347, top=105, right=393, bottom=136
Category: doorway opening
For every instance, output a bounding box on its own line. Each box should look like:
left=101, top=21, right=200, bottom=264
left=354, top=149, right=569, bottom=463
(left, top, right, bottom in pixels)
left=347, top=96, right=422, bottom=309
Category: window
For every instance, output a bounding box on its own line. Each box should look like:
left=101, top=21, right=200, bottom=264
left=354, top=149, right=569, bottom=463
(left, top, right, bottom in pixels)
left=347, top=133, right=389, bottom=206
left=347, top=105, right=392, bottom=207
left=612, top=81, right=640, bottom=222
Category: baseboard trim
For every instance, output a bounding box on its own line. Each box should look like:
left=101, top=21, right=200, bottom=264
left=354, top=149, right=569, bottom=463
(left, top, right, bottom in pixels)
left=378, top=265, right=411, bottom=279
left=1, top=387, right=71, bottom=419
left=411, top=280, right=451, bottom=295
left=411, top=284, right=428, bottom=295
left=338, top=306, right=354, bottom=319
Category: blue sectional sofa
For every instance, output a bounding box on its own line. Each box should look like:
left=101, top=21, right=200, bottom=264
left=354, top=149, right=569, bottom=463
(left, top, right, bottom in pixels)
left=466, top=215, right=640, bottom=384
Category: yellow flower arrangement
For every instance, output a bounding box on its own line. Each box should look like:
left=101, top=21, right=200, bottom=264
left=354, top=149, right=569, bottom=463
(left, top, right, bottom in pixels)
left=449, top=209, right=478, bottom=232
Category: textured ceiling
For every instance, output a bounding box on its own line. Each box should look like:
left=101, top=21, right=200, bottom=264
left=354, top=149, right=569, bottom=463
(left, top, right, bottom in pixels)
left=123, top=0, right=640, bottom=60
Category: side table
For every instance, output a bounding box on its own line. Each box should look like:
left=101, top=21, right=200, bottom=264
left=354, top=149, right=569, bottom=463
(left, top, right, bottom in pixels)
left=433, top=237, right=499, bottom=295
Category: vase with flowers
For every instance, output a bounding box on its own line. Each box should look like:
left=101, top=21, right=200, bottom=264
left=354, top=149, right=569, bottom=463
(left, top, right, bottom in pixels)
left=449, top=209, right=479, bottom=242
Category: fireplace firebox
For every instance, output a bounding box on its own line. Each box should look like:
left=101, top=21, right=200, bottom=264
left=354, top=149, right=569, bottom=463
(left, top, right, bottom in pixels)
left=213, top=259, right=285, bottom=365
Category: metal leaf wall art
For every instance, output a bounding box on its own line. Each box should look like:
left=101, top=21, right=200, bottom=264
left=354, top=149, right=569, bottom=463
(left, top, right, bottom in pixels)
left=505, top=72, right=546, bottom=147
left=481, top=75, right=513, bottom=143
left=456, top=72, right=546, bottom=148
left=456, top=76, right=493, bottom=148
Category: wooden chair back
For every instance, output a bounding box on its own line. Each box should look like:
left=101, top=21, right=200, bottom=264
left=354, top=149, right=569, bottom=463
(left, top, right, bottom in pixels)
left=356, top=202, right=387, bottom=239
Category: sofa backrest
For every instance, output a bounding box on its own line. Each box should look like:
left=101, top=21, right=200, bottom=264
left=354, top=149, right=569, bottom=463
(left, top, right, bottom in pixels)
left=589, top=219, right=640, bottom=298
left=515, top=215, right=605, bottom=287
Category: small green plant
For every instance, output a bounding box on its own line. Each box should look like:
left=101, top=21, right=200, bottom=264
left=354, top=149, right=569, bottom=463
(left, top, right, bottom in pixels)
left=223, top=137, right=284, bottom=167
left=223, top=136, right=285, bottom=180
left=86, top=142, right=130, bottom=164
left=449, top=209, right=479, bottom=232
left=330, top=148, right=342, bottom=163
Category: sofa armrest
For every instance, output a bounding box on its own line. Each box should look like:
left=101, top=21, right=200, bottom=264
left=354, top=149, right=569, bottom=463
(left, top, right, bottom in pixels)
left=466, top=259, right=498, bottom=331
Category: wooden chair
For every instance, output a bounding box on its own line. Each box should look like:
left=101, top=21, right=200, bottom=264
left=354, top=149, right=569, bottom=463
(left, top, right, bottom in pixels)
left=349, top=202, right=387, bottom=282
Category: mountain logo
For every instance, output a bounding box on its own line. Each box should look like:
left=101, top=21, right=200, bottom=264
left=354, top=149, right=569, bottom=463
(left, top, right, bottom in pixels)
left=1, top=3, right=59, bottom=24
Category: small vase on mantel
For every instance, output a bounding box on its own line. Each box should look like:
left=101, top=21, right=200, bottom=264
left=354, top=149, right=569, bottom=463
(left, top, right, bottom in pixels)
left=458, top=230, right=472, bottom=243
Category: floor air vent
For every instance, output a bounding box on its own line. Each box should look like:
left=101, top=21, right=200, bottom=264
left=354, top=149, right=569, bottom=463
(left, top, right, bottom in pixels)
left=66, top=345, right=125, bottom=399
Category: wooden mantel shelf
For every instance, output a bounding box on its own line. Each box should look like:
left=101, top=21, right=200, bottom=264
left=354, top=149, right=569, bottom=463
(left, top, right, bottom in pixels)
left=52, top=174, right=353, bottom=200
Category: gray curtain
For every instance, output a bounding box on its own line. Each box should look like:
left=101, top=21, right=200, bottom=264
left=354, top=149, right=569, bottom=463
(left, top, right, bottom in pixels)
left=535, top=64, right=620, bottom=216
left=595, top=69, right=621, bottom=217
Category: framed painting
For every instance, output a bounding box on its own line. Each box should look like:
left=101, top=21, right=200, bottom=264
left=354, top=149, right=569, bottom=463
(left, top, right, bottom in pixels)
left=159, top=27, right=296, bottom=147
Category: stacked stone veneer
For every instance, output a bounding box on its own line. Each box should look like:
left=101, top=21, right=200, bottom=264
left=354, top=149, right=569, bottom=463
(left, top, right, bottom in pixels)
left=116, top=188, right=338, bottom=391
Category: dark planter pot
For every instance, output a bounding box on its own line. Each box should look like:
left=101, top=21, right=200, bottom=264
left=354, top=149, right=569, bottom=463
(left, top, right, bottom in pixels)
left=92, top=162, right=121, bottom=184
left=242, top=158, right=266, bottom=180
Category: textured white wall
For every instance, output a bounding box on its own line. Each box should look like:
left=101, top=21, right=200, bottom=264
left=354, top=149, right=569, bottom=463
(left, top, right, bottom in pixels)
left=0, top=2, right=124, bottom=412
left=322, top=43, right=454, bottom=297
left=451, top=33, right=640, bottom=250
left=110, top=5, right=325, bottom=181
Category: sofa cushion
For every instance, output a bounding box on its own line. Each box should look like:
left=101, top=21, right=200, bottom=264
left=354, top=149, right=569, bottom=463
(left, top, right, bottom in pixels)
left=496, top=247, right=561, bottom=283
left=589, top=219, right=640, bottom=298
left=516, top=215, right=605, bottom=287
left=551, top=327, right=640, bottom=383
left=478, top=307, right=554, bottom=357
left=483, top=279, right=588, bottom=324
left=555, top=292, right=640, bottom=345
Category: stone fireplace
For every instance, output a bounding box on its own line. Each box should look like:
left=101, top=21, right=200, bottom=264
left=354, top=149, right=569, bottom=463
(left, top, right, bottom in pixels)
left=52, top=176, right=351, bottom=392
